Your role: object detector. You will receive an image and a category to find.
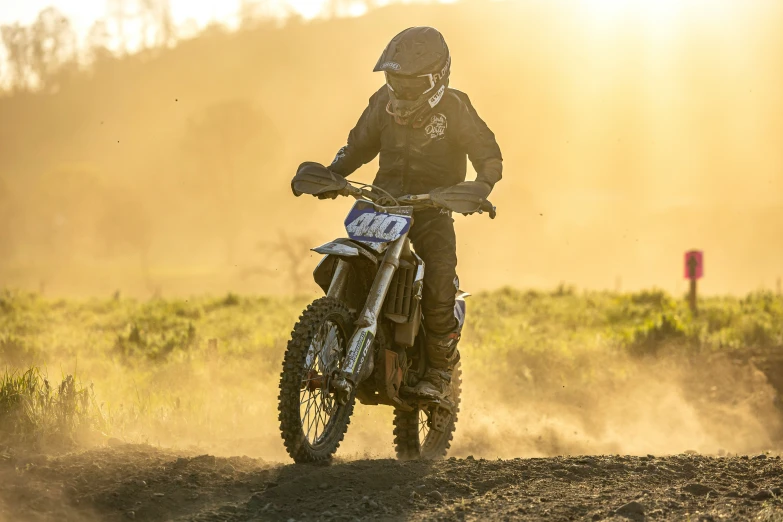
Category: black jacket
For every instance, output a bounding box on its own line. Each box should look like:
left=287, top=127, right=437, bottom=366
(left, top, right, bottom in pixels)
left=330, top=86, right=503, bottom=197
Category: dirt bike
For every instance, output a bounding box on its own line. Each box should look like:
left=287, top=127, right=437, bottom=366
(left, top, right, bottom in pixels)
left=278, top=163, right=496, bottom=463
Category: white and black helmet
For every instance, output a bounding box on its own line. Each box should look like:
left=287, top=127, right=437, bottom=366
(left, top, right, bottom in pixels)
left=374, top=26, right=451, bottom=125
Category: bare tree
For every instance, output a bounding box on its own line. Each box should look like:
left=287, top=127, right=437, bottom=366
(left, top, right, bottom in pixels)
left=238, top=0, right=261, bottom=30
left=181, top=100, right=280, bottom=265
left=34, top=164, right=105, bottom=262
left=0, top=23, right=33, bottom=91
left=106, top=0, right=131, bottom=55
left=243, top=230, right=316, bottom=295
left=1, top=8, right=77, bottom=92
left=138, top=0, right=175, bottom=49
left=0, top=177, right=15, bottom=264
left=94, top=184, right=154, bottom=294
left=85, top=20, right=112, bottom=64
left=325, top=0, right=352, bottom=18
left=29, top=7, right=78, bottom=90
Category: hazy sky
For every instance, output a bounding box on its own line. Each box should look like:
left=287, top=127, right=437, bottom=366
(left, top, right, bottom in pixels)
left=0, top=0, right=386, bottom=65
left=1, top=1, right=233, bottom=31
left=0, top=0, right=733, bottom=45
left=0, top=0, right=376, bottom=37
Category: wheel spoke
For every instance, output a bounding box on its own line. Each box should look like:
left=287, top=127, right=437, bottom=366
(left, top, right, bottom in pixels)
left=312, top=396, right=323, bottom=439
left=298, top=319, right=346, bottom=446
left=302, top=391, right=318, bottom=429
left=307, top=399, right=321, bottom=438
left=313, top=400, right=324, bottom=441
left=418, top=409, right=430, bottom=443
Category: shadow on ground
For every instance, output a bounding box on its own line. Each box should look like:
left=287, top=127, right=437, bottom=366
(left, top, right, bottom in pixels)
left=3, top=443, right=783, bottom=521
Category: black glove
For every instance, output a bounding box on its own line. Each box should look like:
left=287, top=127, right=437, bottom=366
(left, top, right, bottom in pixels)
left=430, top=181, right=495, bottom=216
left=315, top=169, right=344, bottom=199
left=474, top=181, right=493, bottom=200
left=451, top=181, right=492, bottom=202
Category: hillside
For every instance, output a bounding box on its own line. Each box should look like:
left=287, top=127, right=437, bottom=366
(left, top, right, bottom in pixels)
left=2, top=1, right=783, bottom=296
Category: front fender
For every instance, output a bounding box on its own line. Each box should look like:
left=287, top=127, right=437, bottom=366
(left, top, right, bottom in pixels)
left=312, top=241, right=360, bottom=257
left=312, top=238, right=380, bottom=295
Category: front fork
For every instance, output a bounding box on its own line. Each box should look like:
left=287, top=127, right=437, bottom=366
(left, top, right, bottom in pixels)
left=331, top=233, right=408, bottom=404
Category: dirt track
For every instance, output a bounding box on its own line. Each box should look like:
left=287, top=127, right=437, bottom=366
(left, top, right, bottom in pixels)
left=2, top=444, right=783, bottom=521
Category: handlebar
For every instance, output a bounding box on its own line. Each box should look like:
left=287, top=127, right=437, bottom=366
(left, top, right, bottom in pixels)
left=343, top=183, right=378, bottom=201
left=341, top=185, right=496, bottom=219
left=292, top=163, right=496, bottom=218
left=304, top=182, right=497, bottom=219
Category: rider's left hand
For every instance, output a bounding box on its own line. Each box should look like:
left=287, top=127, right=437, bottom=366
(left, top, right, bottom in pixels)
left=451, top=181, right=492, bottom=215
left=475, top=181, right=492, bottom=200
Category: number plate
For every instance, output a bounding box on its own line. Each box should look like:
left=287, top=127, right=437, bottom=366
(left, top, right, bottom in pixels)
left=344, top=201, right=412, bottom=243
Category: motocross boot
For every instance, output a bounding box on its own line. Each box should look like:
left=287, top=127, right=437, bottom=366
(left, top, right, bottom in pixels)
left=411, top=331, right=461, bottom=400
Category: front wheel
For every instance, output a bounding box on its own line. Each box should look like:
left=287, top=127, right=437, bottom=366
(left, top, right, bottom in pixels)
left=278, top=297, right=356, bottom=463
left=393, top=362, right=461, bottom=460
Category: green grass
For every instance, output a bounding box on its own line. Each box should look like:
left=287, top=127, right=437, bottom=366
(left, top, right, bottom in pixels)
left=0, top=367, right=104, bottom=448
left=1, top=287, right=781, bottom=454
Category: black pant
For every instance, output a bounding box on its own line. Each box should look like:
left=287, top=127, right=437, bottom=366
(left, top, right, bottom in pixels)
left=408, top=209, right=459, bottom=337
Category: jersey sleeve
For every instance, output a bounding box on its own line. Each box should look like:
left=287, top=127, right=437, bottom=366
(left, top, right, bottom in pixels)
left=453, top=92, right=503, bottom=187
left=329, top=89, right=384, bottom=177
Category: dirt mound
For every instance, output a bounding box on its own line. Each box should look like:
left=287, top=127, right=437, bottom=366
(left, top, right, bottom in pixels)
left=2, top=444, right=783, bottom=521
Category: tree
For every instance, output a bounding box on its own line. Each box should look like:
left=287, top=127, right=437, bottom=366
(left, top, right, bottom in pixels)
left=94, top=184, right=154, bottom=292
left=180, top=100, right=281, bottom=264
left=29, top=7, right=78, bottom=90
left=0, top=8, right=77, bottom=92
left=85, top=20, right=112, bottom=64
left=33, top=164, right=105, bottom=262
left=138, top=0, right=175, bottom=49
left=107, top=0, right=131, bottom=55
left=0, top=177, right=15, bottom=263
left=0, top=23, right=33, bottom=91
left=243, top=231, right=317, bottom=295
left=239, top=0, right=263, bottom=29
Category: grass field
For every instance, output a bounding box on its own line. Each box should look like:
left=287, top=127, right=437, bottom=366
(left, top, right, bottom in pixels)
left=1, top=287, right=782, bottom=460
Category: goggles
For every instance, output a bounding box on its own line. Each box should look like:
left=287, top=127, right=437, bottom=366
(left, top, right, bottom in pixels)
left=385, top=72, right=436, bottom=101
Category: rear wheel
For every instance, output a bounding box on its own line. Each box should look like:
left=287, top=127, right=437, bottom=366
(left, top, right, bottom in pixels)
left=278, top=297, right=355, bottom=463
left=393, top=362, right=461, bottom=460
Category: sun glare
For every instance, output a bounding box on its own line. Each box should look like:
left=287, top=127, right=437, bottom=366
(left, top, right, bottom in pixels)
left=580, top=0, right=735, bottom=37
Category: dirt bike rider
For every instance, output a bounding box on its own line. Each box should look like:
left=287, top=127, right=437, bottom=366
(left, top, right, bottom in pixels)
left=312, top=26, right=503, bottom=401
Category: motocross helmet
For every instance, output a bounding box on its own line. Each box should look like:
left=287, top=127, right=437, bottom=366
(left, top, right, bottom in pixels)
left=374, top=26, right=451, bottom=126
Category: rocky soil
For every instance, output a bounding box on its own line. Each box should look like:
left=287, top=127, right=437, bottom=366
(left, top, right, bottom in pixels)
left=2, top=443, right=783, bottom=521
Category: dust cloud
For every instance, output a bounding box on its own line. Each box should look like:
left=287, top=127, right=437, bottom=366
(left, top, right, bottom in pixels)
left=451, top=350, right=780, bottom=458
left=339, top=346, right=781, bottom=461
left=2, top=0, right=783, bottom=465
left=4, top=289, right=779, bottom=461
left=1, top=0, right=783, bottom=297
left=60, top=341, right=778, bottom=462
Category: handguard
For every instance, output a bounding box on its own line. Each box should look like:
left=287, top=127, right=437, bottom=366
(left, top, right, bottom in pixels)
left=291, top=162, right=348, bottom=197
left=430, top=181, right=497, bottom=218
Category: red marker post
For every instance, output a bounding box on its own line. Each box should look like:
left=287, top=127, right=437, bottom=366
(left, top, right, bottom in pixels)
left=684, top=250, right=703, bottom=315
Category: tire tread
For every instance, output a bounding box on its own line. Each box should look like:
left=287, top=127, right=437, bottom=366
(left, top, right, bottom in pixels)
left=278, top=297, right=355, bottom=463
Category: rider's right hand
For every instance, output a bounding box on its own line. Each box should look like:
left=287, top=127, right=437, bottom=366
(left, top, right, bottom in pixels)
left=316, top=191, right=340, bottom=200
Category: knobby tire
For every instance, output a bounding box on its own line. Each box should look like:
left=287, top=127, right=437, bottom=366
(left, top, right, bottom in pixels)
left=393, top=362, right=461, bottom=460
left=278, top=297, right=356, bottom=463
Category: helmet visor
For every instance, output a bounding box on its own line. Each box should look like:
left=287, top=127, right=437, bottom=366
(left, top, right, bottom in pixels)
left=385, top=72, right=435, bottom=101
